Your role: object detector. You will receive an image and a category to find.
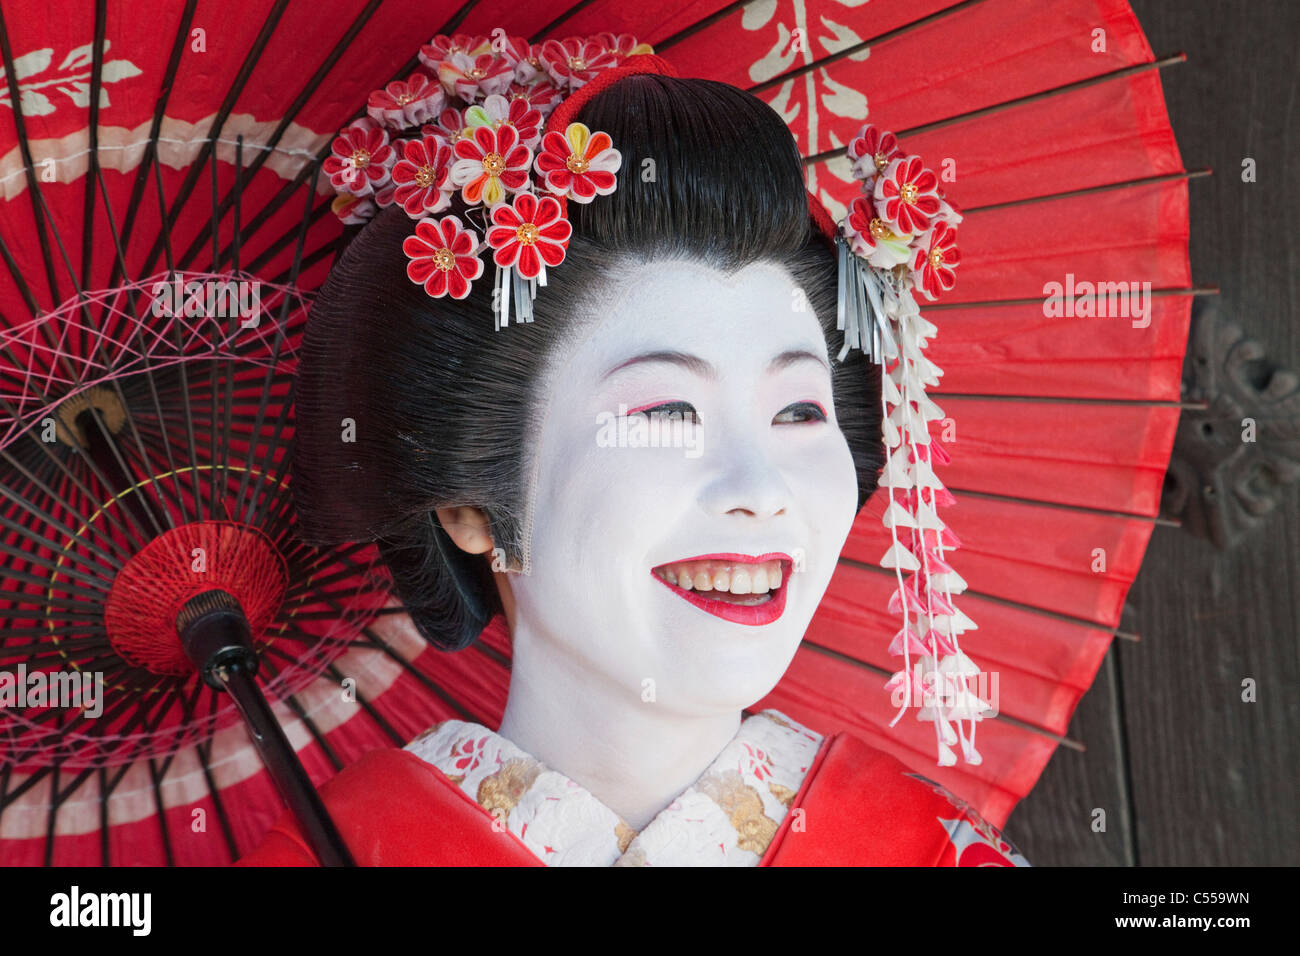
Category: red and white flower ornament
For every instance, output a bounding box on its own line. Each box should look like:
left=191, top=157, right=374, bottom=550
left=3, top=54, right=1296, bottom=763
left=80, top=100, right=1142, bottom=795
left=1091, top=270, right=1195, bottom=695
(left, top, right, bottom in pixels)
left=323, top=118, right=396, bottom=197
left=326, top=27, right=637, bottom=329
left=835, top=123, right=987, bottom=768
left=534, top=122, right=621, bottom=203
left=403, top=215, right=484, bottom=300
left=391, top=135, right=454, bottom=217
left=485, top=192, right=572, bottom=328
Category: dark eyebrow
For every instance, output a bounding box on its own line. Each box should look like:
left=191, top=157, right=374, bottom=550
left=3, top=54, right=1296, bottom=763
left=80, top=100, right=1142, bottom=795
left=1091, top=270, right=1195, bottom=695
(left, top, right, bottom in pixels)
left=769, top=349, right=831, bottom=374
left=601, top=348, right=829, bottom=381
left=601, top=350, right=718, bottom=381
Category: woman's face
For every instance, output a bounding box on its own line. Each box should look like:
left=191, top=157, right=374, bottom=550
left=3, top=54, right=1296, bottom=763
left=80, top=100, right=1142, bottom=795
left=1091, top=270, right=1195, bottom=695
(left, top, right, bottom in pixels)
left=508, top=259, right=860, bottom=716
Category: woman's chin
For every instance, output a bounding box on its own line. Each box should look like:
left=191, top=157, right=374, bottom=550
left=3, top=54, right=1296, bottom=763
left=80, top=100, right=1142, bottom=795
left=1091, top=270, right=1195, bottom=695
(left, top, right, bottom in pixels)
left=654, top=651, right=798, bottom=714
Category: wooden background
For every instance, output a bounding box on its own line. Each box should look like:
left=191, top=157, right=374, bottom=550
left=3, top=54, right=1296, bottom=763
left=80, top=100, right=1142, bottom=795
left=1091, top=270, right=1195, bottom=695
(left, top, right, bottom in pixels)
left=1008, top=0, right=1300, bottom=866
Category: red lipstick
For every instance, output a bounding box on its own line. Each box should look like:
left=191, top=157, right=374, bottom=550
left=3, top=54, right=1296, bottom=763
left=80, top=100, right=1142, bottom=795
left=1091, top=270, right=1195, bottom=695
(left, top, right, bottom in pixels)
left=651, top=552, right=792, bottom=626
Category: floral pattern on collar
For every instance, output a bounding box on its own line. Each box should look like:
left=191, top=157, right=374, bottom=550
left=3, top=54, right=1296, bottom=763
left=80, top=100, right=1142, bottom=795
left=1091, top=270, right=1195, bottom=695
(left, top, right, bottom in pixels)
left=404, top=709, right=824, bottom=866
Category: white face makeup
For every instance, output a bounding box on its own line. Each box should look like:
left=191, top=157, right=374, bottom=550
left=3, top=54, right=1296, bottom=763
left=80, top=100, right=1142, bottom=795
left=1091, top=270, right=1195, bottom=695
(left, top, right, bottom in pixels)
left=507, top=259, right=861, bottom=717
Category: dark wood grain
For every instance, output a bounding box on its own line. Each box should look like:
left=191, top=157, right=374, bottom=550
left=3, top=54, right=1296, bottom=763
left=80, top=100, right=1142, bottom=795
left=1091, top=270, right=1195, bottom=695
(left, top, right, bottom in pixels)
left=1009, top=643, right=1137, bottom=866
left=1007, top=0, right=1300, bottom=865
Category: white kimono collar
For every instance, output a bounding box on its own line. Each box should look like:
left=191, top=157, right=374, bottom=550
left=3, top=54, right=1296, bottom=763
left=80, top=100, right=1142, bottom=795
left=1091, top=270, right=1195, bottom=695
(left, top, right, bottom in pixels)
left=404, top=708, right=825, bottom=866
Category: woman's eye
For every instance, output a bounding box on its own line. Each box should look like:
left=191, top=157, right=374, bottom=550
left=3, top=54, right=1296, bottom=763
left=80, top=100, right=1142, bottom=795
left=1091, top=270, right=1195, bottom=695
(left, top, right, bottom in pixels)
left=632, top=401, right=699, bottom=424
left=773, top=401, right=827, bottom=424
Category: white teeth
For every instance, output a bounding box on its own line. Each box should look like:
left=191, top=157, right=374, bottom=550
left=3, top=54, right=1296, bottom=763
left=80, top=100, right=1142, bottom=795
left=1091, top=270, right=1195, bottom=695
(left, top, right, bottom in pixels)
left=657, top=559, right=787, bottom=596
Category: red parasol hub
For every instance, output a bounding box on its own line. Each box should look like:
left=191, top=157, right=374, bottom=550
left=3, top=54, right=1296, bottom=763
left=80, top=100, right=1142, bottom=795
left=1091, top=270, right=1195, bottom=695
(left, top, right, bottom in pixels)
left=103, top=521, right=288, bottom=676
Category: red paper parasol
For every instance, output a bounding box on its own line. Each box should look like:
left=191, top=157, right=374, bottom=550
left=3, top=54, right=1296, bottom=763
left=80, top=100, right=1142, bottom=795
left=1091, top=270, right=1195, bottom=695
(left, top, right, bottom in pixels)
left=0, top=0, right=1199, bottom=864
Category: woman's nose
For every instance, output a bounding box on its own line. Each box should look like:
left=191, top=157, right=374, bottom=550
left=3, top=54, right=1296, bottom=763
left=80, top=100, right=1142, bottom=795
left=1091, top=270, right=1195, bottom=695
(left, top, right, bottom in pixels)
left=696, top=434, right=792, bottom=520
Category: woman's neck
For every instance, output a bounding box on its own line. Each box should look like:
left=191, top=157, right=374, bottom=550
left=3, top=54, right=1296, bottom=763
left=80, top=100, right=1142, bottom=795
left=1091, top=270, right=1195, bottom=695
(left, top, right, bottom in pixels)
left=496, top=626, right=742, bottom=832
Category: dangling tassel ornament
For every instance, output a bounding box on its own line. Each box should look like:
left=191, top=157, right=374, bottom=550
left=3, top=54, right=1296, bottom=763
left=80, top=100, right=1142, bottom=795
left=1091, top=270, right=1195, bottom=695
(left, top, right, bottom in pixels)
left=827, top=123, right=985, bottom=767
left=835, top=232, right=897, bottom=366
left=493, top=260, right=547, bottom=331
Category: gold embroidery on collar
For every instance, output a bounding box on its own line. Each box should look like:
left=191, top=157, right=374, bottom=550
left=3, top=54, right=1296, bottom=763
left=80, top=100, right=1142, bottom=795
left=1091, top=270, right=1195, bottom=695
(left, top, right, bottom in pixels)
left=614, top=820, right=637, bottom=853
left=476, top=756, right=544, bottom=820
left=697, top=769, right=780, bottom=856
left=767, top=781, right=797, bottom=808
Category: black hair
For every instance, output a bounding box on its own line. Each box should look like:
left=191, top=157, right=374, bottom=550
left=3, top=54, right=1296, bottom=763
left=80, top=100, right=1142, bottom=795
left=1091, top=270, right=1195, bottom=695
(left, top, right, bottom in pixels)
left=291, top=74, right=884, bottom=651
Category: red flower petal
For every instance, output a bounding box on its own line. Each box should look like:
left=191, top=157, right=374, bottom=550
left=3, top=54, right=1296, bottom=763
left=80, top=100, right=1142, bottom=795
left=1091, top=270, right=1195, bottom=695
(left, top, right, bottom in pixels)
left=505, top=145, right=531, bottom=170
left=537, top=239, right=566, bottom=267
left=533, top=195, right=561, bottom=226
left=471, top=125, right=497, bottom=155
left=495, top=124, right=518, bottom=153
left=499, top=168, right=530, bottom=190
left=492, top=240, right=519, bottom=268
left=486, top=226, right=516, bottom=249
left=446, top=270, right=468, bottom=299
left=450, top=228, right=475, bottom=255
left=516, top=242, right=541, bottom=278
left=456, top=254, right=483, bottom=281
left=542, top=171, right=571, bottom=194
left=513, top=192, right=538, bottom=221
left=407, top=258, right=436, bottom=283
left=537, top=218, right=571, bottom=243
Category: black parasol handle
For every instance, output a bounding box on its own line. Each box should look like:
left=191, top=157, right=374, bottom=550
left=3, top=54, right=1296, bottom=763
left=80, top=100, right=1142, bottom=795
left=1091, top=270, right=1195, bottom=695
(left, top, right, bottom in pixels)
left=177, top=589, right=356, bottom=867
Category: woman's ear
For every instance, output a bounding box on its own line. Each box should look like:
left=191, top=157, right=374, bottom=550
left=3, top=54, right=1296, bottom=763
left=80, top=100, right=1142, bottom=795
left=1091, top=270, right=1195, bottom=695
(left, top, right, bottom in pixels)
left=434, top=505, right=495, bottom=555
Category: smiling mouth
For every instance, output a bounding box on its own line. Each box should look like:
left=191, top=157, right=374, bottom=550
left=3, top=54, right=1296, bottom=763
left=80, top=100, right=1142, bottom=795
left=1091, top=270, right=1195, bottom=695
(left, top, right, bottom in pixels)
left=651, top=553, right=793, bottom=625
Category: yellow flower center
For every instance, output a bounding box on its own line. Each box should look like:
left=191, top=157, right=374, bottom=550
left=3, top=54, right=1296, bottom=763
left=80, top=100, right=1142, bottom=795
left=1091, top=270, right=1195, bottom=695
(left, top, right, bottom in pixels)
left=482, top=152, right=505, bottom=175
left=415, top=164, right=437, bottom=188
left=566, top=153, right=590, bottom=174
left=351, top=148, right=370, bottom=168
left=900, top=182, right=919, bottom=204
left=869, top=218, right=896, bottom=241
left=928, top=248, right=945, bottom=268
left=568, top=55, right=587, bottom=70
left=433, top=248, right=456, bottom=272
left=470, top=66, right=486, bottom=79
left=394, top=91, right=414, bottom=106
left=516, top=222, right=539, bottom=245
left=874, top=152, right=890, bottom=171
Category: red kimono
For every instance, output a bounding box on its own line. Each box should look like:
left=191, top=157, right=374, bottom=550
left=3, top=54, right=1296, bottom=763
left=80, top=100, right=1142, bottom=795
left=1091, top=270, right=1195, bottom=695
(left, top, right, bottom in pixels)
left=237, top=710, right=1028, bottom=866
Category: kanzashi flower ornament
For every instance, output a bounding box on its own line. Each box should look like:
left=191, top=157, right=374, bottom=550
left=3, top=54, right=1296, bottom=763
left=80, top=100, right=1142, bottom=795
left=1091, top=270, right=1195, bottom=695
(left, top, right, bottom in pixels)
left=402, top=215, right=484, bottom=300
left=323, top=119, right=395, bottom=197
left=324, top=28, right=640, bottom=329
left=534, top=122, right=621, bottom=202
left=391, top=135, right=454, bottom=217
left=834, top=122, right=987, bottom=767
left=484, top=192, right=571, bottom=324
